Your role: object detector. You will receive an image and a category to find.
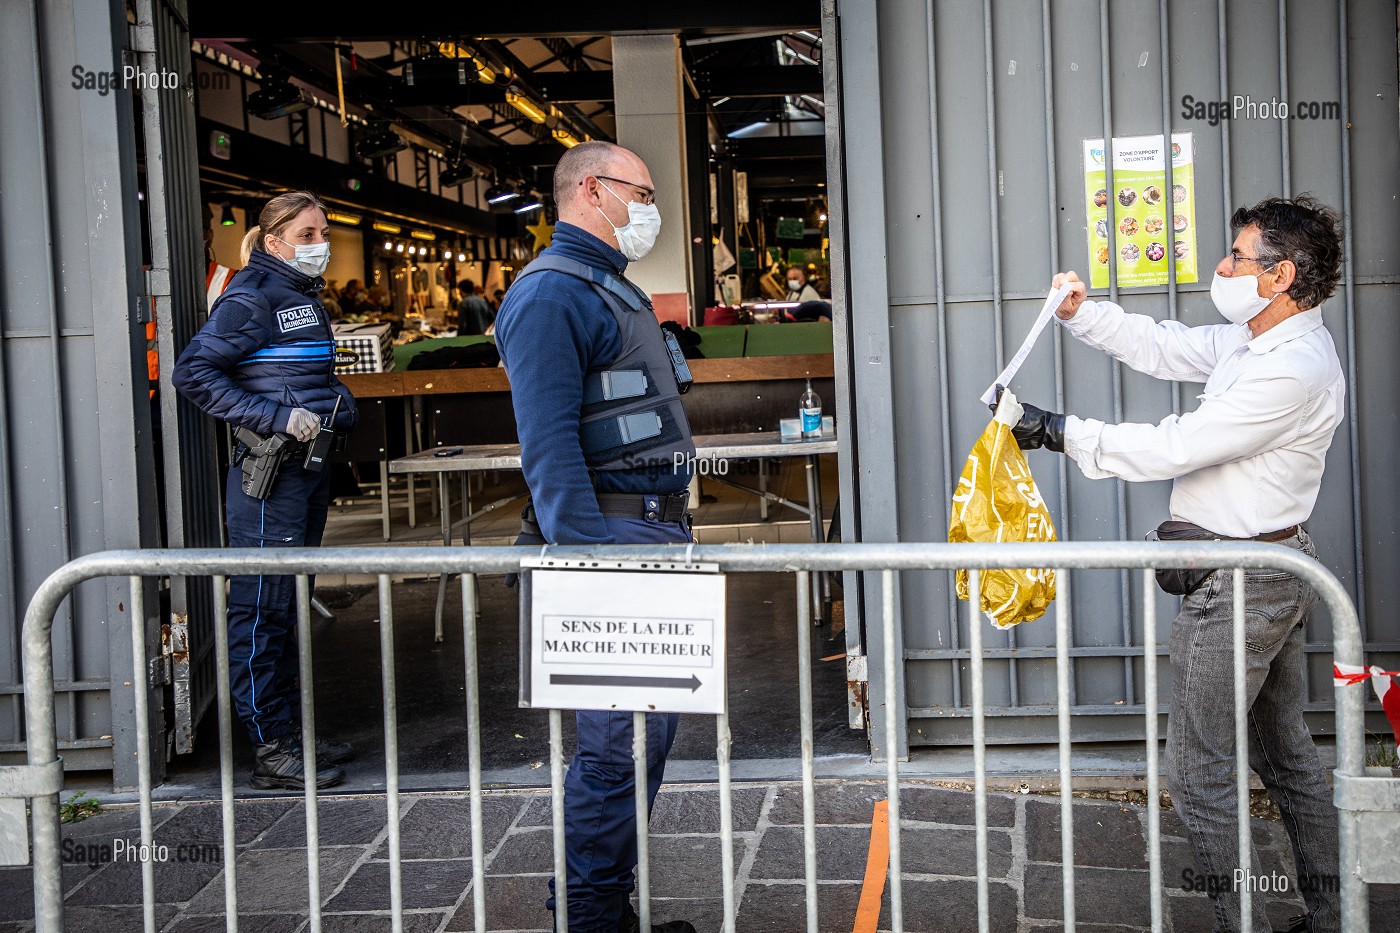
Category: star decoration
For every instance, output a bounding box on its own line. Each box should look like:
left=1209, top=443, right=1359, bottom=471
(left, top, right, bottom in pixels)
left=527, top=219, right=555, bottom=252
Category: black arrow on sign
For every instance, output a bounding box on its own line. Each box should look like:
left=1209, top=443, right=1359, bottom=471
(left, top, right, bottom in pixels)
left=550, top=673, right=702, bottom=693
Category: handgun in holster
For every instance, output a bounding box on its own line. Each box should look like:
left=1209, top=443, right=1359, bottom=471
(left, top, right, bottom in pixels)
left=234, top=427, right=293, bottom=500
left=503, top=502, right=545, bottom=588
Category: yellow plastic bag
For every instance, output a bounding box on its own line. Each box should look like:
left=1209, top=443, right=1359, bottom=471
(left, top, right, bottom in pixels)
left=948, top=389, right=1058, bottom=628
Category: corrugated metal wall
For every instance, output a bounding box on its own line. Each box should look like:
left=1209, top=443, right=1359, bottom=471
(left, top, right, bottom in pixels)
left=830, top=0, right=1400, bottom=753
left=0, top=0, right=163, bottom=783
left=149, top=0, right=225, bottom=758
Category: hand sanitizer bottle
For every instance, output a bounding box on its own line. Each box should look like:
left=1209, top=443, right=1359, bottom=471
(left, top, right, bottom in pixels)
left=800, top=379, right=822, bottom=437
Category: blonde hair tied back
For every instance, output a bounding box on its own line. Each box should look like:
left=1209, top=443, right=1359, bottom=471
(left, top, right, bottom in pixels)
left=237, top=190, right=328, bottom=266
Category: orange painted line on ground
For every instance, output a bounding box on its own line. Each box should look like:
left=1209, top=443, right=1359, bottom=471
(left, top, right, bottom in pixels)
left=820, top=652, right=846, bottom=662
left=853, top=799, right=890, bottom=933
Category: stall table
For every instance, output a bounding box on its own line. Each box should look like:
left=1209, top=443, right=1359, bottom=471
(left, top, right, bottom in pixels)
left=389, top=432, right=837, bottom=640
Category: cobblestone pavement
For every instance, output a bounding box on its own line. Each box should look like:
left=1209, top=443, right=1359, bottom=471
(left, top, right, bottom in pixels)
left=2, top=779, right=1396, bottom=932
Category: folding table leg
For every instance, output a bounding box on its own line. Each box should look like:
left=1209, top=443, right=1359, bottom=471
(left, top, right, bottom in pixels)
left=433, top=472, right=451, bottom=643
left=804, top=454, right=826, bottom=625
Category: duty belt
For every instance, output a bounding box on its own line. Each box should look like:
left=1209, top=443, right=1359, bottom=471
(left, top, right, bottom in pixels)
left=595, top=491, right=690, bottom=522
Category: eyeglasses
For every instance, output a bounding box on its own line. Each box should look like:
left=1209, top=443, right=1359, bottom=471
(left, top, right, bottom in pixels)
left=1229, top=250, right=1279, bottom=272
left=586, top=174, right=657, bottom=206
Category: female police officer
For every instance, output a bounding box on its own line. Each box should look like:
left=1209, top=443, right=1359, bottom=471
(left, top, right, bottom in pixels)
left=173, top=190, right=357, bottom=789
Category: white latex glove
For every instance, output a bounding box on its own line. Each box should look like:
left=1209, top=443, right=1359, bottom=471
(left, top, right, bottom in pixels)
left=285, top=408, right=321, bottom=442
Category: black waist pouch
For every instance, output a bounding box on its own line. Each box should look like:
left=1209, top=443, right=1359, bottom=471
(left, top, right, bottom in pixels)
left=1153, top=520, right=1221, bottom=596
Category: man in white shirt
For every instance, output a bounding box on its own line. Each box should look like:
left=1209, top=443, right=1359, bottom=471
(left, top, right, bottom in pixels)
left=1005, top=195, right=1344, bottom=933
left=785, top=266, right=822, bottom=303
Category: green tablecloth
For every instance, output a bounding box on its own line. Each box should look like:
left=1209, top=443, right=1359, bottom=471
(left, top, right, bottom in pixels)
left=743, top=322, right=833, bottom=357
left=388, top=322, right=832, bottom=368
left=391, top=334, right=495, bottom=369
left=691, top=325, right=747, bottom=359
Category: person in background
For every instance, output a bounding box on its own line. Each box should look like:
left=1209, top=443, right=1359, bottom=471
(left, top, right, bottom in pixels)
left=491, top=287, right=506, bottom=311
left=320, top=281, right=342, bottom=319
left=172, top=190, right=359, bottom=791
left=341, top=279, right=369, bottom=314
left=455, top=280, right=496, bottom=335
left=785, top=266, right=821, bottom=303
left=495, top=141, right=697, bottom=933
left=1006, top=195, right=1344, bottom=933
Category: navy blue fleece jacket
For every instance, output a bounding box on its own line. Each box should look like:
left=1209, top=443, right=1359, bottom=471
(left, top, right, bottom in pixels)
left=495, top=222, right=692, bottom=545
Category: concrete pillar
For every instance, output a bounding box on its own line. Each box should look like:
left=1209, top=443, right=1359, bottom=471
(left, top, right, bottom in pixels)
left=611, top=35, right=692, bottom=324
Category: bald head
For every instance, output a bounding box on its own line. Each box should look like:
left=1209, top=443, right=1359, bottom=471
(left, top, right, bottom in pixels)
left=553, top=141, right=622, bottom=205
left=553, top=141, right=654, bottom=252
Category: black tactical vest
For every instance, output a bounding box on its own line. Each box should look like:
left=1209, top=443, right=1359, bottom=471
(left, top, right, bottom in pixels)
left=512, top=254, right=695, bottom=472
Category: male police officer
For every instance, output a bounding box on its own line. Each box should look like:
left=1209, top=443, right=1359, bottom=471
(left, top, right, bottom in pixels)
left=495, top=142, right=696, bottom=933
left=1006, top=195, right=1344, bottom=933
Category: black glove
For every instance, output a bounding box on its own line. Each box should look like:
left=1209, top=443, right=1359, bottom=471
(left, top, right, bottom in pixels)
left=990, top=385, right=1066, bottom=453
left=503, top=503, right=545, bottom=589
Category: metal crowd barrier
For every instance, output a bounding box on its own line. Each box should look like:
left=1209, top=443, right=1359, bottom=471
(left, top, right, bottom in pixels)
left=4, top=541, right=1377, bottom=933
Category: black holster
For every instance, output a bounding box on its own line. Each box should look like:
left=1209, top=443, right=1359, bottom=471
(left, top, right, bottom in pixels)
left=234, top=427, right=293, bottom=500
left=504, top=502, right=545, bottom=588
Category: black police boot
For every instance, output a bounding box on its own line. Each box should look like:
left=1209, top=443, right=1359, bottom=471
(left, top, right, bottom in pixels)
left=617, top=905, right=697, bottom=933
left=251, top=736, right=345, bottom=790
left=315, top=738, right=356, bottom=764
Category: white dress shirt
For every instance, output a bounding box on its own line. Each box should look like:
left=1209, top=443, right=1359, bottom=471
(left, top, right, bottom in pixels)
left=1059, top=299, right=1345, bottom=538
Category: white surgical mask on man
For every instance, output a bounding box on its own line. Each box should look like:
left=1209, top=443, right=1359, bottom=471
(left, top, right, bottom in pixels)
left=788, top=279, right=802, bottom=291
left=275, top=236, right=331, bottom=278
left=1209, top=271, right=1274, bottom=325
left=596, top=182, right=661, bottom=262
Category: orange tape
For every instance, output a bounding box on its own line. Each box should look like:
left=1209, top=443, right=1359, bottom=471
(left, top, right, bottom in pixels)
left=853, top=799, right=890, bottom=933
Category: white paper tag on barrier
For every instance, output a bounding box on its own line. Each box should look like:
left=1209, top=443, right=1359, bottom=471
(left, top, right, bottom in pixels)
left=519, top=558, right=727, bottom=715
left=980, top=284, right=1073, bottom=406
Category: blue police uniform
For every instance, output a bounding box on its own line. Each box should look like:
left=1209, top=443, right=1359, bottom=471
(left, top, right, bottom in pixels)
left=495, top=221, right=695, bottom=931
left=172, top=248, right=357, bottom=748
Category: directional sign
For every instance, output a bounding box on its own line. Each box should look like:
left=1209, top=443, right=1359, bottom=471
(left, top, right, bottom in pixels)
left=519, top=559, right=726, bottom=715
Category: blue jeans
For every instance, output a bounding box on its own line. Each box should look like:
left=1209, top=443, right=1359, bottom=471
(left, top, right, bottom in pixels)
left=548, top=515, right=692, bottom=932
left=1163, top=529, right=1340, bottom=933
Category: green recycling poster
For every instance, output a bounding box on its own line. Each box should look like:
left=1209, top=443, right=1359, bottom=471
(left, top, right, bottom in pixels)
left=1083, top=133, right=1198, bottom=289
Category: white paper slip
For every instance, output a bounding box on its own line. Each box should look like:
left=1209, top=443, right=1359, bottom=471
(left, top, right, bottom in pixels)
left=980, top=283, right=1073, bottom=406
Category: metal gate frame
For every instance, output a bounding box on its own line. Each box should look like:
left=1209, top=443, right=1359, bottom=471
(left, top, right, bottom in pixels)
left=4, top=540, right=1386, bottom=932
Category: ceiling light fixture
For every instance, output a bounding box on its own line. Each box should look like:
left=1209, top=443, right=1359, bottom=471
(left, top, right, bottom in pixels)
left=247, top=77, right=311, bottom=119
left=356, top=128, right=408, bottom=160
left=439, top=160, right=476, bottom=187
left=485, top=182, right=520, bottom=205
left=457, top=252, right=467, bottom=262
left=219, top=202, right=236, bottom=226
left=504, top=89, right=547, bottom=124
left=552, top=127, right=580, bottom=149
left=514, top=197, right=543, bottom=215
left=326, top=211, right=361, bottom=226
left=371, top=221, right=402, bottom=234
left=410, top=230, right=436, bottom=241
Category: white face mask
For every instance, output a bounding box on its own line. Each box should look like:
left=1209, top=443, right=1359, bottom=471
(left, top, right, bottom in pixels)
left=1209, top=271, right=1274, bottom=325
left=788, top=279, right=803, bottom=291
left=274, top=236, right=331, bottom=277
left=596, top=182, right=661, bottom=262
